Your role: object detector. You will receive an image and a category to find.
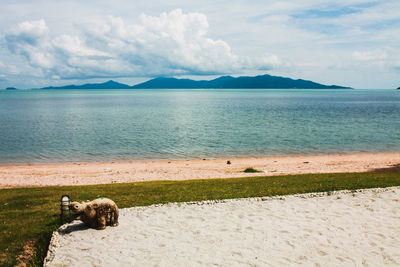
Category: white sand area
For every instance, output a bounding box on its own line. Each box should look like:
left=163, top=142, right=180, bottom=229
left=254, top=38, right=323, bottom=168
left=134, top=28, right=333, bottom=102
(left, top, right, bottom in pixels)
left=45, top=187, right=400, bottom=266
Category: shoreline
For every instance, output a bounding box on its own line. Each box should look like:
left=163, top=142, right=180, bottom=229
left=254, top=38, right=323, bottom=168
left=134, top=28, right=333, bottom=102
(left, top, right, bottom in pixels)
left=1, top=152, right=399, bottom=189
left=0, top=150, right=398, bottom=167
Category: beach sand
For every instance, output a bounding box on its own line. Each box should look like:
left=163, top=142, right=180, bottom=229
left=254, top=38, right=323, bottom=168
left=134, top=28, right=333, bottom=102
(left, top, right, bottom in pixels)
left=0, top=153, right=399, bottom=188
left=44, top=187, right=400, bottom=266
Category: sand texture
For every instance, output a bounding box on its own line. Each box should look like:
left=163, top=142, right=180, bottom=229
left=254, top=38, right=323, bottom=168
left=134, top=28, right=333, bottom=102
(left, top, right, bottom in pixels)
left=1, top=153, right=399, bottom=188
left=44, top=187, right=400, bottom=266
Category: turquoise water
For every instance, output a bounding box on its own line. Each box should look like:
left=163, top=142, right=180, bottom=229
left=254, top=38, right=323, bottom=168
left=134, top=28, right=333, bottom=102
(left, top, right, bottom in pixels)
left=0, top=89, right=399, bottom=164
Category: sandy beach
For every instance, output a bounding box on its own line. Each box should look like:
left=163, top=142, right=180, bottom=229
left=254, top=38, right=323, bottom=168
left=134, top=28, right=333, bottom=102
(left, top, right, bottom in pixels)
left=44, top=186, right=400, bottom=266
left=0, top=153, right=399, bottom=188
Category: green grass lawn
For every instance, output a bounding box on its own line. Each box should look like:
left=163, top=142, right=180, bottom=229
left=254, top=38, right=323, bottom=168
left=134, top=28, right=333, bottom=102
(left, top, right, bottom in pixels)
left=1, top=170, right=400, bottom=266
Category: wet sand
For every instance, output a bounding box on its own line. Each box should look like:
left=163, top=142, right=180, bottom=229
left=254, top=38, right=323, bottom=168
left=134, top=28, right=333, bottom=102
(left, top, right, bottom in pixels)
left=1, top=153, right=399, bottom=188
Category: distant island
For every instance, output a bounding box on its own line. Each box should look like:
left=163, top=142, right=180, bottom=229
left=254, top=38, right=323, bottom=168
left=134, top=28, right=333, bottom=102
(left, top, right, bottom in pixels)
left=132, top=74, right=351, bottom=89
left=41, top=80, right=130, bottom=90
left=38, top=74, right=351, bottom=90
left=5, top=87, right=17, bottom=90
left=397, top=87, right=400, bottom=90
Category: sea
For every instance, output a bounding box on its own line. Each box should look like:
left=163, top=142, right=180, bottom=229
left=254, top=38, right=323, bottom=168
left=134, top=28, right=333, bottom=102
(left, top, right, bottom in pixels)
left=0, top=89, right=399, bottom=164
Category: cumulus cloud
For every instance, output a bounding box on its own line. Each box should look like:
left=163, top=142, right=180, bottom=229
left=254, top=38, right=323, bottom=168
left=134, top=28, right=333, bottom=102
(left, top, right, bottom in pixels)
left=3, top=9, right=280, bottom=79
left=5, top=19, right=54, bottom=69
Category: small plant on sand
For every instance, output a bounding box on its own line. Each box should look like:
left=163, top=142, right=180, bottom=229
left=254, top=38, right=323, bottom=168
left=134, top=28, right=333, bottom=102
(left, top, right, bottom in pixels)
left=243, top=167, right=262, bottom=173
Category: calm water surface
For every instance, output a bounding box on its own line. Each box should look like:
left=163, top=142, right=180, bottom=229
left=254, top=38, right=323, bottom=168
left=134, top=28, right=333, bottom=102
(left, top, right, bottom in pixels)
left=0, top=89, right=399, bottom=164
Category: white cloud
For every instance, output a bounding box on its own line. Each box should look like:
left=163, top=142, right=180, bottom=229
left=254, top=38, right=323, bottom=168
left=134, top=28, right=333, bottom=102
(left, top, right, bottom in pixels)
left=3, top=9, right=281, bottom=80
left=353, top=50, right=387, bottom=61
left=352, top=48, right=400, bottom=74
left=5, top=19, right=54, bottom=68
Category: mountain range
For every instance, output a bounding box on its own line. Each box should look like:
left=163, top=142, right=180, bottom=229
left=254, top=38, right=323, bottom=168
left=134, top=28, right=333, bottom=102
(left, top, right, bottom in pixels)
left=41, top=80, right=130, bottom=90
left=39, top=74, right=351, bottom=90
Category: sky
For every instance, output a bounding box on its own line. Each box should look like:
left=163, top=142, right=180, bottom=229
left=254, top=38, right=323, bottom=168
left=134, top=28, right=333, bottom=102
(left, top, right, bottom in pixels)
left=0, top=0, right=399, bottom=89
